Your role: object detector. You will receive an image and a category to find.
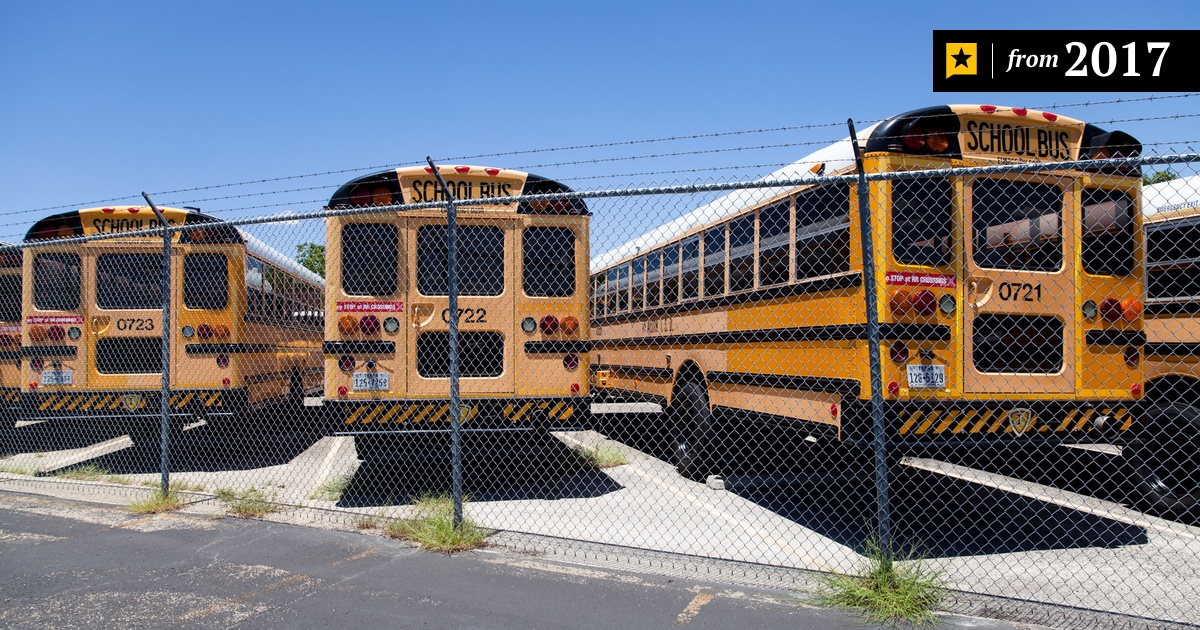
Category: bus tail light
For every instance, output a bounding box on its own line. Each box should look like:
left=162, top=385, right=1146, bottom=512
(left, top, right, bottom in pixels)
left=1099, top=297, right=1123, bottom=323
left=338, top=386, right=348, bottom=396
left=903, top=126, right=926, bottom=151
left=338, top=355, right=355, bottom=372
left=47, top=326, right=65, bottom=341
left=338, top=315, right=358, bottom=336
left=889, top=290, right=912, bottom=315
left=926, top=129, right=950, bottom=153
left=28, top=382, right=37, bottom=390
left=197, top=324, right=214, bottom=339
left=889, top=341, right=909, bottom=364
left=1119, top=298, right=1142, bottom=322
left=360, top=315, right=380, bottom=335
left=29, top=325, right=46, bottom=342
left=563, top=354, right=579, bottom=371
left=1124, top=347, right=1140, bottom=368
left=216, top=354, right=230, bottom=368
left=570, top=383, right=581, bottom=395
left=560, top=316, right=579, bottom=335
left=912, top=290, right=937, bottom=316
left=222, top=377, right=230, bottom=387
left=1132, top=383, right=1143, bottom=396
left=214, top=324, right=230, bottom=339
left=30, top=357, right=44, bottom=371
left=887, top=381, right=900, bottom=397
left=539, top=315, right=559, bottom=334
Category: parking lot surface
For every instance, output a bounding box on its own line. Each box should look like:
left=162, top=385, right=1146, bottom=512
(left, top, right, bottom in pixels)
left=0, top=492, right=1032, bottom=629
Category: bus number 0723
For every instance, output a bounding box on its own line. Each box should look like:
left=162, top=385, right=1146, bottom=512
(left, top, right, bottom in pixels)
left=441, top=308, right=487, bottom=324
left=997, top=282, right=1041, bottom=302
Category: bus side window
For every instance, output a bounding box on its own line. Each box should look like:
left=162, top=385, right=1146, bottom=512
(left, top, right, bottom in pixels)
left=631, top=256, right=645, bottom=311
left=645, top=250, right=662, bottom=308
left=1147, top=223, right=1200, bottom=301
left=590, top=274, right=602, bottom=317
left=617, top=262, right=630, bottom=312
left=758, top=201, right=790, bottom=287
left=662, top=243, right=680, bottom=305
left=703, top=225, right=726, bottom=298
left=728, top=214, right=755, bottom=293
left=605, top=268, right=618, bottom=315
left=796, top=184, right=851, bottom=279
left=680, top=236, right=700, bottom=301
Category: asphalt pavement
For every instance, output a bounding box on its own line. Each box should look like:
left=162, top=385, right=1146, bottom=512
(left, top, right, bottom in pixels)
left=0, top=491, right=1030, bottom=629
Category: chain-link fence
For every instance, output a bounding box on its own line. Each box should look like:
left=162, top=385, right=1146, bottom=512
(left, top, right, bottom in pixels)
left=1, top=146, right=1199, bottom=627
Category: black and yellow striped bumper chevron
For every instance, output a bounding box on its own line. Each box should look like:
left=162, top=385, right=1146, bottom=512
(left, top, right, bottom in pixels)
left=334, top=398, right=585, bottom=432
left=18, top=389, right=244, bottom=420
left=890, top=402, right=1134, bottom=440
left=0, top=388, right=18, bottom=405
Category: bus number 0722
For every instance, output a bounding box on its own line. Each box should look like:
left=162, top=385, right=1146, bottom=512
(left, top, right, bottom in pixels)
left=441, top=308, right=487, bottom=323
left=997, top=282, right=1041, bottom=302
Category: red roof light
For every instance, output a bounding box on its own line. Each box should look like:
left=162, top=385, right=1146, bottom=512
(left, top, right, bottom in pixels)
left=979, top=105, right=997, bottom=113
left=485, top=168, right=500, bottom=176
left=455, top=166, right=470, bottom=174
left=1012, top=108, right=1028, bottom=116
left=1042, top=111, right=1058, bottom=122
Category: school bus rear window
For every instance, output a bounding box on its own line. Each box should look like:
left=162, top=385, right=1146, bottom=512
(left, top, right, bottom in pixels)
left=523, top=227, right=576, bottom=297
left=0, top=276, right=20, bottom=322
left=97, top=254, right=163, bottom=310
left=972, top=179, right=1063, bottom=272
left=342, top=223, right=398, bottom=297
left=33, top=253, right=81, bottom=311
left=183, top=253, right=228, bottom=310
left=1081, top=188, right=1134, bottom=276
left=892, top=178, right=952, bottom=267
left=417, top=225, right=504, bottom=296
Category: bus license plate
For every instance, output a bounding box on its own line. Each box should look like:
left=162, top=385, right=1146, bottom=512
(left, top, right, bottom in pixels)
left=906, top=365, right=945, bottom=389
left=353, top=372, right=389, bottom=391
left=41, top=370, right=73, bottom=386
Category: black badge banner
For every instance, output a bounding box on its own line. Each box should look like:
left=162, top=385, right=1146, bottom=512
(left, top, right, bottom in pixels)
left=933, top=30, right=1196, bottom=92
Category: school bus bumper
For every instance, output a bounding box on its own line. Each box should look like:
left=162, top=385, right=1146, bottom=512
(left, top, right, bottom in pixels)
left=329, top=397, right=588, bottom=433
left=17, top=388, right=247, bottom=423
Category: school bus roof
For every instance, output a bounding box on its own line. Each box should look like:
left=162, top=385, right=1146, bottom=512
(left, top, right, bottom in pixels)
left=327, top=165, right=587, bottom=214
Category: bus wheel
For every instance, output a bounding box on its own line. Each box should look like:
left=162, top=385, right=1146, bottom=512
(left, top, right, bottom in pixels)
left=1126, top=402, right=1200, bottom=519
left=670, top=381, right=713, bottom=481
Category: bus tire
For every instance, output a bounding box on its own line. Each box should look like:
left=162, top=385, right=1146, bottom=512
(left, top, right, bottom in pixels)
left=670, top=381, right=713, bottom=481
left=1126, top=402, right=1200, bottom=518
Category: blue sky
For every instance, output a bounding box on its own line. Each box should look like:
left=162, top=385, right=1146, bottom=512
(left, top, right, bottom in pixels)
left=2, top=1, right=1197, bottom=253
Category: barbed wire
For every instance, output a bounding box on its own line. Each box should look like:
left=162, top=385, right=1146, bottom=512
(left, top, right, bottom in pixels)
left=4, top=100, right=1199, bottom=220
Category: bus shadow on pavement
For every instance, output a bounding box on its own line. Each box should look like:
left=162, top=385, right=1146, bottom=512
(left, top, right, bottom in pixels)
left=335, top=431, right=623, bottom=508
left=730, top=460, right=1148, bottom=558
left=75, top=411, right=329, bottom=475
left=0, top=420, right=131, bottom=458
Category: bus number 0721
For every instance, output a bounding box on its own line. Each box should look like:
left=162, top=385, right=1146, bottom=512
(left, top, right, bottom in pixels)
left=997, top=282, right=1041, bottom=302
left=441, top=308, right=487, bottom=323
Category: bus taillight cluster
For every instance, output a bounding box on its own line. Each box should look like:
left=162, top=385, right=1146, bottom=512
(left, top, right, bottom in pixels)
left=1092, top=297, right=1142, bottom=323
left=337, top=314, right=400, bottom=336
left=888, top=289, right=942, bottom=317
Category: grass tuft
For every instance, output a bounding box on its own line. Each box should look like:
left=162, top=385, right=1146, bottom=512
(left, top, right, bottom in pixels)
left=351, top=514, right=380, bottom=530
left=54, top=464, right=111, bottom=481
left=815, top=539, right=944, bottom=625
left=0, top=462, right=33, bottom=475
left=216, top=487, right=281, bottom=519
left=383, top=494, right=490, bottom=553
left=572, top=444, right=628, bottom=469
left=309, top=474, right=352, bottom=501
left=129, top=491, right=185, bottom=515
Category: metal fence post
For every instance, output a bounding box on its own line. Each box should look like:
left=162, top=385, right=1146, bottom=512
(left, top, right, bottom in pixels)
left=141, top=193, right=172, bottom=497
left=426, top=158, right=464, bottom=529
left=847, top=121, right=892, bottom=562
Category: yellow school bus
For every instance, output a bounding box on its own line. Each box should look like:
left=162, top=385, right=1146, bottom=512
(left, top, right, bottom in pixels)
left=19, top=206, right=324, bottom=443
left=323, top=165, right=589, bottom=440
left=591, top=104, right=1150, bottom=495
left=0, top=244, right=21, bottom=427
left=1140, top=174, right=1200, bottom=514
